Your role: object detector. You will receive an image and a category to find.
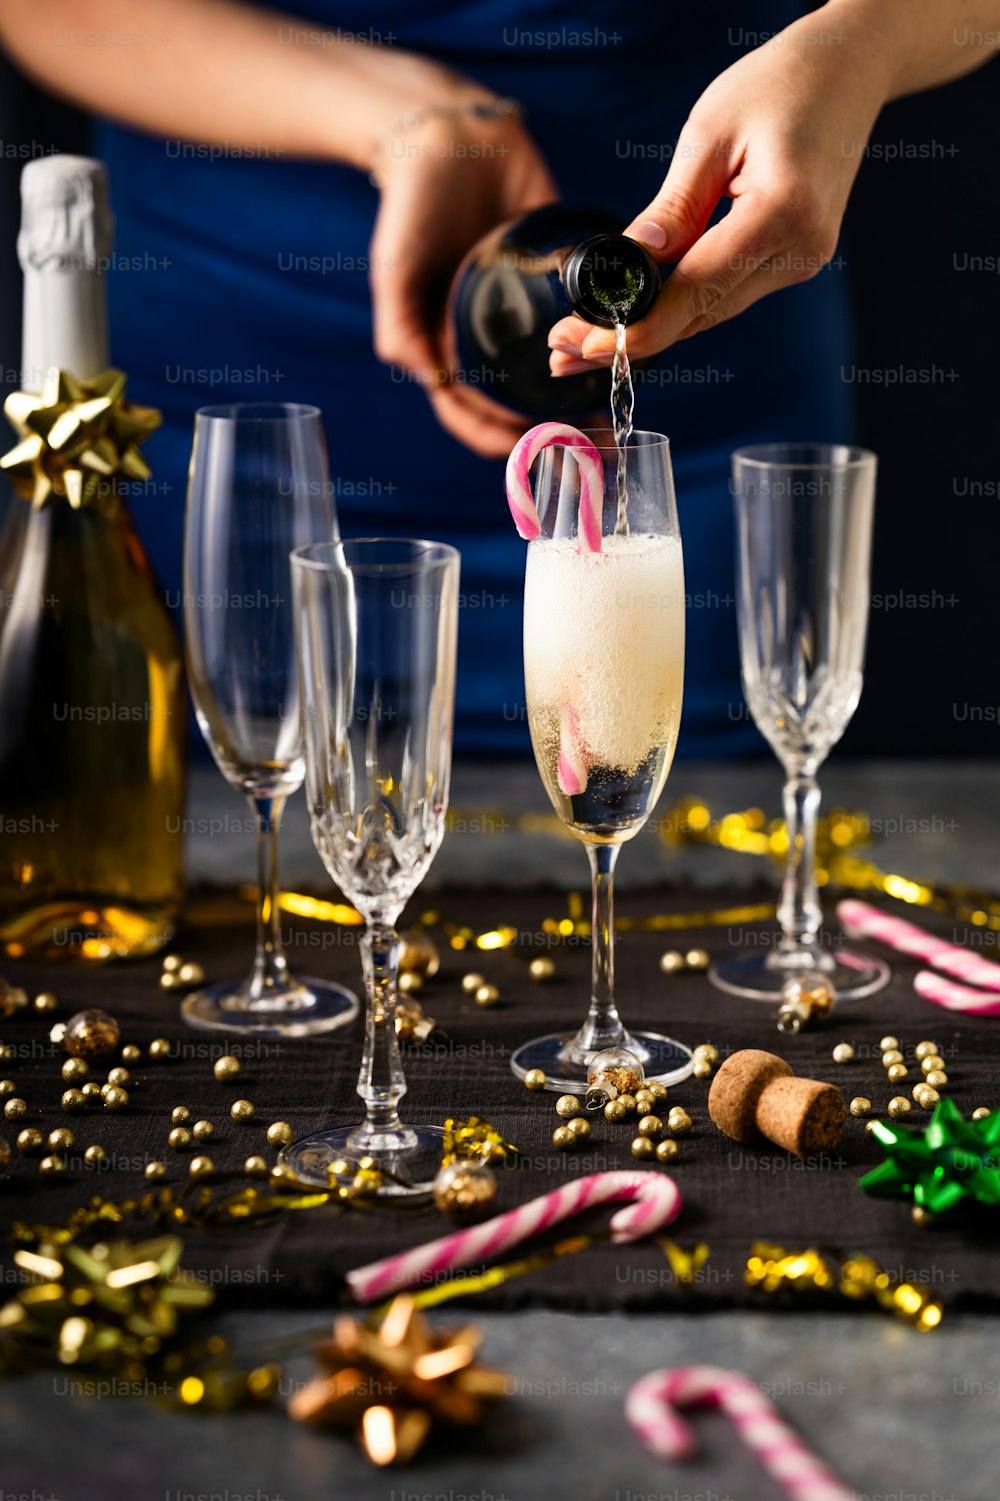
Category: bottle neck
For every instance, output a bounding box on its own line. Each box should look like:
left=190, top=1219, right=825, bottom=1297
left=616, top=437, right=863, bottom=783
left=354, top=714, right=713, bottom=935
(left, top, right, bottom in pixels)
left=562, top=233, right=660, bottom=328
left=21, top=265, right=108, bottom=393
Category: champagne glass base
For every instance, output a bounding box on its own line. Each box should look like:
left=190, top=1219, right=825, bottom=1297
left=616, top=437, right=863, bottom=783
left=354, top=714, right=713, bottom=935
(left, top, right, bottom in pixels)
left=280, top=1124, right=445, bottom=1201
left=709, top=949, right=890, bottom=1003
left=511, top=1031, right=694, bottom=1095
left=181, top=978, right=359, bottom=1036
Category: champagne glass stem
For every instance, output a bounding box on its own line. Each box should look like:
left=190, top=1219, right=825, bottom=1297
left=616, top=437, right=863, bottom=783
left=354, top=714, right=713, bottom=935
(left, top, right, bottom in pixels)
left=351, top=922, right=410, bottom=1150
left=777, top=767, right=822, bottom=956
left=573, top=843, right=627, bottom=1054
left=247, top=793, right=290, bottom=1003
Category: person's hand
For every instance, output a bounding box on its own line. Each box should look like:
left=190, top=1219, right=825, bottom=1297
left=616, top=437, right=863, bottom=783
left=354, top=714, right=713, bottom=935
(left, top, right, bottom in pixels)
left=370, top=105, right=557, bottom=457
left=548, top=8, right=891, bottom=375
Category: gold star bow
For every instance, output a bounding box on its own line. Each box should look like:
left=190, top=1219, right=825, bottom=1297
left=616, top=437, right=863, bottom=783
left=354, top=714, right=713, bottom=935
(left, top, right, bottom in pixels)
left=1, top=366, right=160, bottom=510
left=289, top=1294, right=508, bottom=1464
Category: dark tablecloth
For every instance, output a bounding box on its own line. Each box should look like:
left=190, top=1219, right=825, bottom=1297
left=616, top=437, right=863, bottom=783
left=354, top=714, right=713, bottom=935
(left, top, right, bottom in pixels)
left=2, top=885, right=997, bottom=1311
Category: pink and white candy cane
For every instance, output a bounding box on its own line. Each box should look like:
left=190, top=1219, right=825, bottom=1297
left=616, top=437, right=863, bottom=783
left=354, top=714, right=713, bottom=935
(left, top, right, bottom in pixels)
left=837, top=900, right=1000, bottom=993
left=346, top=1169, right=681, bottom=1304
left=627, top=1366, right=859, bottom=1501
left=505, top=422, right=604, bottom=554
left=913, top=969, right=1000, bottom=1016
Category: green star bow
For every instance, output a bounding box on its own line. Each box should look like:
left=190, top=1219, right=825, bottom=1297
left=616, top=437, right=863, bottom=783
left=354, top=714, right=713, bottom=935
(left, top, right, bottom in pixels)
left=859, top=1098, right=1000, bottom=1215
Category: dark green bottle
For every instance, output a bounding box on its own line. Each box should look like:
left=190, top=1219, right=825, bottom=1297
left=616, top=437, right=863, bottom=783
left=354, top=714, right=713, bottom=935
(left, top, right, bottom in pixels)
left=448, top=205, right=661, bottom=419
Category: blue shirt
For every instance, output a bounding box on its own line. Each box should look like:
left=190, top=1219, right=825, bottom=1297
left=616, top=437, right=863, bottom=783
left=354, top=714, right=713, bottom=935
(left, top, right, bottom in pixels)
left=95, top=0, right=855, bottom=757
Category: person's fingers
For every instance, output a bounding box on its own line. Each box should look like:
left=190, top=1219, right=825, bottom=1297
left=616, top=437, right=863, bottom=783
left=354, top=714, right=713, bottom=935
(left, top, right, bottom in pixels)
left=577, top=185, right=826, bottom=361
left=622, top=118, right=734, bottom=261
left=427, top=382, right=528, bottom=458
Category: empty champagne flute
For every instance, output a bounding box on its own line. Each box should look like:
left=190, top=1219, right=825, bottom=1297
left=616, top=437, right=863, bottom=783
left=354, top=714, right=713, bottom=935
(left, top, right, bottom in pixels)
left=286, top=538, right=459, bottom=1196
left=710, top=442, right=890, bottom=1002
left=512, top=431, right=692, bottom=1092
left=182, top=403, right=358, bottom=1034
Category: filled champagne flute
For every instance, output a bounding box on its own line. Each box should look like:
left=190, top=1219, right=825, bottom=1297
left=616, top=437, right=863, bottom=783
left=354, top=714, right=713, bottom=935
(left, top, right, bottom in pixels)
left=182, top=403, right=358, bottom=1034
left=512, top=431, right=692, bottom=1092
left=709, top=442, right=890, bottom=1002
left=286, top=538, right=459, bottom=1197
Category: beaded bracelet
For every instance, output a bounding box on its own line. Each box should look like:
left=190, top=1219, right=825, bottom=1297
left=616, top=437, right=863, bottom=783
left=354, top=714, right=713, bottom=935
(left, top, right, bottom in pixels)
left=369, top=96, right=522, bottom=185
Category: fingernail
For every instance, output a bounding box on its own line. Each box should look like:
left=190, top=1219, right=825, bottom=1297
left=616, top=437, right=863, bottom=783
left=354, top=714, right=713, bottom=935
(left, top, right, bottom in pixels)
left=631, top=219, right=667, bottom=250
left=551, top=358, right=597, bottom=378
left=548, top=336, right=584, bottom=355
left=580, top=339, right=614, bottom=363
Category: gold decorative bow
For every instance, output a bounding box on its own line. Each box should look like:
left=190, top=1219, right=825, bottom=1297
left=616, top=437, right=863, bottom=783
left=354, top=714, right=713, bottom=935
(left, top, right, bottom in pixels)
left=1, top=366, right=160, bottom=509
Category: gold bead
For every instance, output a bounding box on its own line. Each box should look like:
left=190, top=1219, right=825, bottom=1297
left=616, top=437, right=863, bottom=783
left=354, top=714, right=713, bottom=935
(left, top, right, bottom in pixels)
left=685, top=948, right=710, bottom=971
left=917, top=1087, right=940, bottom=1110
left=832, top=1043, right=854, bottom=1064
left=163, top=954, right=183, bottom=973
left=39, top=1155, right=65, bottom=1176
left=659, top=950, right=685, bottom=975
left=189, top=1155, right=214, bottom=1178
left=529, top=957, right=555, bottom=982
left=523, top=1069, right=547, bottom=1092
left=230, top=1099, right=255, bottom=1122
left=693, top=1044, right=719, bottom=1064
left=0, top=1044, right=12, bottom=1063
left=920, top=1054, right=946, bottom=1075
left=887, top=1063, right=908, bottom=1084
left=0, top=1080, right=16, bottom=1098
left=121, top=1044, right=142, bottom=1064
left=914, top=1041, right=939, bottom=1061
left=33, top=991, right=57, bottom=1014
left=61, top=1089, right=87, bottom=1114
left=61, top=1057, right=88, bottom=1084
left=881, top=1049, right=904, bottom=1068
left=656, top=1138, right=680, bottom=1163
left=47, top=1128, right=74, bottom=1151
left=864, top=1119, right=878, bottom=1136
left=271, top=1163, right=296, bottom=1185
left=552, top=1125, right=575, bottom=1150
left=631, top=1136, right=654, bottom=1159
left=177, top=962, right=205, bottom=987
left=634, top=1090, right=654, bottom=1114
left=83, top=1144, right=106, bottom=1168
left=398, top=971, right=423, bottom=995
left=81, top=1083, right=102, bottom=1103
left=925, top=1070, right=948, bottom=1090
left=474, top=984, right=501, bottom=1009
left=148, top=1038, right=171, bottom=1061
left=107, top=1067, right=131, bottom=1088
left=461, top=973, right=485, bottom=995
left=878, top=1035, right=899, bottom=1052
left=555, top=1094, right=580, bottom=1120
left=667, top=1108, right=692, bottom=1136
left=160, top=972, right=181, bottom=992
left=849, top=1097, right=871, bottom=1117
left=4, top=1098, right=27, bottom=1121
left=145, top=1161, right=166, bottom=1181
left=887, top=1096, right=912, bottom=1119
left=16, top=1127, right=43, bottom=1154
left=213, top=1055, right=240, bottom=1082
left=647, top=1081, right=669, bottom=1102
left=604, top=1099, right=627, bottom=1122
left=171, top=1106, right=191, bottom=1125
left=432, top=1160, right=497, bottom=1219
left=692, top=1059, right=714, bottom=1080
left=168, top=1127, right=193, bottom=1150
left=244, top=1155, right=269, bottom=1177
left=568, top=1117, right=590, bottom=1139
left=972, top=1106, right=992, bottom=1121
left=637, top=1114, right=662, bottom=1139
left=616, top=1095, right=637, bottom=1115
left=103, top=1086, right=129, bottom=1112
left=266, top=1121, right=294, bottom=1148
left=192, top=1120, right=214, bottom=1141
left=62, top=1008, right=120, bottom=1060
left=911, top=1205, right=933, bottom=1227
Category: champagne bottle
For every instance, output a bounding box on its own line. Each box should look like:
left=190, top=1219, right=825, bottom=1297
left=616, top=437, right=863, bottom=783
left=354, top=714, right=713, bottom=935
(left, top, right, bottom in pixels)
left=0, top=156, right=185, bottom=961
left=447, top=204, right=662, bottom=419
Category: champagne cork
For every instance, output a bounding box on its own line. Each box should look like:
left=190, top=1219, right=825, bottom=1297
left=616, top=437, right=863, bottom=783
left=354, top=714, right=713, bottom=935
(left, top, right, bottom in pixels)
left=708, top=1049, right=846, bottom=1158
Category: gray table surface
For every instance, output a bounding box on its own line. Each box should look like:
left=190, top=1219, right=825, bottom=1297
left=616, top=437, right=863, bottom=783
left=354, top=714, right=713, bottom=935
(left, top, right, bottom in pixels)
left=3, top=758, right=999, bottom=1501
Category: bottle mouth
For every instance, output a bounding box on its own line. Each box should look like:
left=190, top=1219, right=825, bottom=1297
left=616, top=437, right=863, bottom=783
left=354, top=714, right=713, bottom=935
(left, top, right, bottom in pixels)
left=562, top=234, right=661, bottom=327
